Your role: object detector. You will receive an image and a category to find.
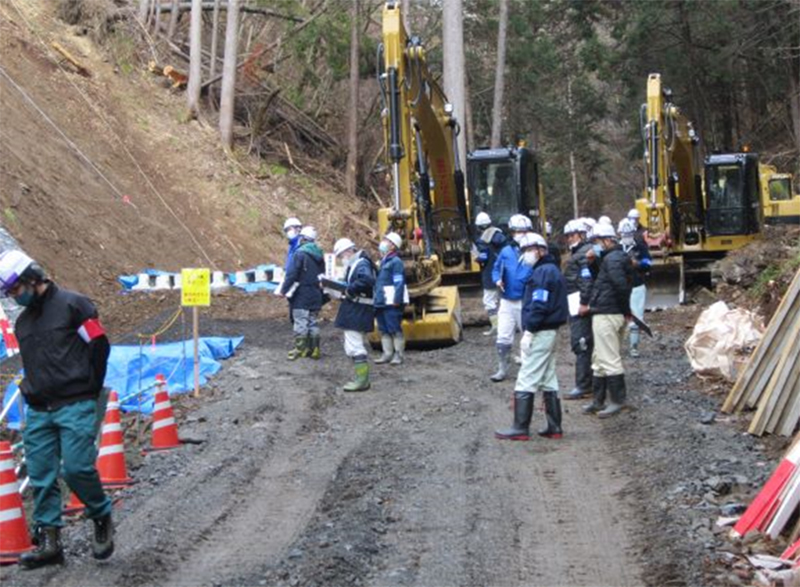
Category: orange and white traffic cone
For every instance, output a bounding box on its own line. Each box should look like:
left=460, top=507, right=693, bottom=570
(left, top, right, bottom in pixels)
left=62, top=491, right=85, bottom=516
left=96, top=390, right=133, bottom=488
left=0, top=441, right=33, bottom=564
left=147, top=374, right=181, bottom=452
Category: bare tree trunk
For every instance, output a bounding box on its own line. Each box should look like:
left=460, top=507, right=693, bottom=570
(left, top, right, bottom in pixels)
left=345, top=0, right=360, bottom=197
left=402, top=0, right=411, bottom=32
left=187, top=0, right=204, bottom=117
left=490, top=0, right=508, bottom=148
left=208, top=0, right=221, bottom=79
left=792, top=0, right=800, bottom=175
left=168, top=0, right=180, bottom=39
left=566, top=75, right=579, bottom=218
left=153, top=0, right=162, bottom=33
left=137, top=0, right=151, bottom=23
left=465, top=80, right=474, bottom=153
left=442, top=0, right=467, bottom=169
left=219, top=0, right=240, bottom=150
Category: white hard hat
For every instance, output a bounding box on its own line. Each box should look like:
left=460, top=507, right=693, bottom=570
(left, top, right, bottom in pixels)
left=618, top=218, right=636, bottom=236
left=0, top=249, right=37, bottom=295
left=627, top=208, right=641, bottom=220
left=384, top=232, right=402, bottom=249
left=599, top=215, right=612, bottom=225
left=593, top=223, right=617, bottom=239
left=475, top=212, right=491, bottom=227
left=518, top=232, right=547, bottom=250
left=299, top=226, right=317, bottom=241
left=508, top=214, right=532, bottom=231
left=333, top=238, right=356, bottom=257
left=545, top=221, right=553, bottom=236
left=283, top=217, right=302, bottom=231
left=583, top=217, right=597, bottom=227
left=563, top=220, right=584, bottom=235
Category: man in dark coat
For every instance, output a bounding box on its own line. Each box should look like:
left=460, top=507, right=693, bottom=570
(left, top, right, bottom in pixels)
left=278, top=226, right=325, bottom=360
left=562, top=219, right=596, bottom=401
left=332, top=238, right=376, bottom=391
left=374, top=232, right=407, bottom=365
left=474, top=212, right=507, bottom=336
left=495, top=233, right=569, bottom=441
left=582, top=223, right=634, bottom=419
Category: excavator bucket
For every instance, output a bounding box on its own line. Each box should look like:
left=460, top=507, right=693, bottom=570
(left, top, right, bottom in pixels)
left=369, top=286, right=462, bottom=348
left=645, top=256, right=685, bottom=310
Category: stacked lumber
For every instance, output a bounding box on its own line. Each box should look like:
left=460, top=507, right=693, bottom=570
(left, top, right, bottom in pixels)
left=722, top=268, right=800, bottom=436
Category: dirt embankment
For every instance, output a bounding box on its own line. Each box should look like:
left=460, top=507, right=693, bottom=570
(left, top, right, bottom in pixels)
left=0, top=0, right=370, bottom=327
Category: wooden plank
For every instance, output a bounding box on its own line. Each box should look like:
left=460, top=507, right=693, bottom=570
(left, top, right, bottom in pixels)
left=775, top=370, right=800, bottom=437
left=723, top=270, right=800, bottom=412
left=764, top=337, right=800, bottom=434
left=749, top=331, right=800, bottom=435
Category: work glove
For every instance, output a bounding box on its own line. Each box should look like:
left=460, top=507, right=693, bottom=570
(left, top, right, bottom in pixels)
left=521, top=331, right=534, bottom=355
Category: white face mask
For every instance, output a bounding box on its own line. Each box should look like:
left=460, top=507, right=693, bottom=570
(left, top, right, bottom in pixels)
left=286, top=228, right=298, bottom=240
left=522, top=250, right=539, bottom=266
left=513, top=233, right=525, bottom=244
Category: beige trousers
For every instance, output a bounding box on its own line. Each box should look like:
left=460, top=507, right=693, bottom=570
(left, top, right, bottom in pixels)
left=591, top=314, right=626, bottom=376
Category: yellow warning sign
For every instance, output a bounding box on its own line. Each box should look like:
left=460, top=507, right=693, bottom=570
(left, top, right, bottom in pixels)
left=181, top=268, right=211, bottom=307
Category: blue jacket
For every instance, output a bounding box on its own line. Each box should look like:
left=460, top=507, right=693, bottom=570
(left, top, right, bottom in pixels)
left=334, top=251, right=376, bottom=332
left=521, top=255, right=569, bottom=333
left=280, top=242, right=325, bottom=311
left=284, top=235, right=302, bottom=272
left=374, top=252, right=406, bottom=308
left=476, top=227, right=507, bottom=290
left=623, top=240, right=652, bottom=288
left=491, top=243, right=533, bottom=301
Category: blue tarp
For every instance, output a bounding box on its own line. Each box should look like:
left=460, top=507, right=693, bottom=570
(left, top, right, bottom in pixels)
left=2, top=336, right=243, bottom=429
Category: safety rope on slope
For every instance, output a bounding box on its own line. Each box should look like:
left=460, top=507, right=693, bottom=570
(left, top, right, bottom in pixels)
left=6, top=0, right=216, bottom=268
left=135, top=306, right=184, bottom=340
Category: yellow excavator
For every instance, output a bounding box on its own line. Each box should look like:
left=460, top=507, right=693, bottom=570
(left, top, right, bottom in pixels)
left=373, top=1, right=469, bottom=345
left=759, top=164, right=800, bottom=224
left=635, top=73, right=762, bottom=308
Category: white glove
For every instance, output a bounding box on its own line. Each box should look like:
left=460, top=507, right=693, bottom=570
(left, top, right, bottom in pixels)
left=521, top=331, right=534, bottom=354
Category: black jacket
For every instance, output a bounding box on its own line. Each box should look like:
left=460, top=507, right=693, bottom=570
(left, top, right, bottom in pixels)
left=563, top=241, right=595, bottom=306
left=280, top=242, right=325, bottom=311
left=590, top=245, right=633, bottom=315
left=476, top=227, right=507, bottom=289
left=521, top=255, right=569, bottom=333
left=623, top=239, right=652, bottom=288
left=16, top=284, right=110, bottom=410
left=334, top=251, right=376, bottom=333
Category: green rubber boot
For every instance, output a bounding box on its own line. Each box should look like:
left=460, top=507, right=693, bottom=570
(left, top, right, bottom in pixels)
left=287, top=335, right=308, bottom=360
left=309, top=335, right=321, bottom=360
left=343, top=359, right=370, bottom=392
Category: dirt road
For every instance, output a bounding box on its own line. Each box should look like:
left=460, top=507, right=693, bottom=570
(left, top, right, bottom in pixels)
left=3, top=307, right=772, bottom=587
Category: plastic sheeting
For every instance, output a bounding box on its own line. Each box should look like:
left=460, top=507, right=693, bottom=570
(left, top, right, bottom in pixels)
left=2, top=336, right=243, bottom=429
left=118, top=265, right=279, bottom=292
left=685, top=301, right=764, bottom=381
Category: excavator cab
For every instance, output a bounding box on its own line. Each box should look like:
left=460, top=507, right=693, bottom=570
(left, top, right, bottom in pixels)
left=466, top=146, right=545, bottom=233
left=704, top=153, right=761, bottom=246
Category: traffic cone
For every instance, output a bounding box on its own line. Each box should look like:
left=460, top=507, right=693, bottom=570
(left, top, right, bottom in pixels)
left=96, top=390, right=133, bottom=488
left=147, top=374, right=181, bottom=452
left=62, top=491, right=85, bottom=516
left=0, top=441, right=33, bottom=564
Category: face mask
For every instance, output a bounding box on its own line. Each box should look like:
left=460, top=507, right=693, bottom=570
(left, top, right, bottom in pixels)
left=512, top=233, right=525, bottom=244
left=286, top=228, right=298, bottom=240
left=343, top=254, right=358, bottom=266
left=379, top=242, right=390, bottom=255
left=522, top=250, right=539, bottom=266
left=14, top=288, right=35, bottom=307
left=621, top=236, right=634, bottom=247
left=592, top=244, right=604, bottom=257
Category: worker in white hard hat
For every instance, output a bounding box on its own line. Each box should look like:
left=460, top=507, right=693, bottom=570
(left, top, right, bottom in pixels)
left=473, top=212, right=507, bottom=336
left=561, top=220, right=596, bottom=401
left=495, top=232, right=568, bottom=441
left=282, top=217, right=303, bottom=272
left=332, top=238, right=376, bottom=391
left=278, top=226, right=325, bottom=360
left=489, top=214, right=534, bottom=382
left=374, top=232, right=407, bottom=365
left=0, top=250, right=114, bottom=568
left=627, top=208, right=647, bottom=245
left=582, top=223, right=634, bottom=419
left=619, top=218, right=652, bottom=358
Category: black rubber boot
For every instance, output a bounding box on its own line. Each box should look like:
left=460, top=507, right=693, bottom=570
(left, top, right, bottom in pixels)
left=495, top=392, right=533, bottom=440
left=598, top=374, right=626, bottom=419
left=20, top=527, right=64, bottom=570
left=287, top=335, right=308, bottom=360
left=538, top=392, right=563, bottom=439
left=308, top=335, right=321, bottom=360
left=582, top=376, right=607, bottom=414
left=564, top=387, right=589, bottom=401
left=92, top=513, right=114, bottom=560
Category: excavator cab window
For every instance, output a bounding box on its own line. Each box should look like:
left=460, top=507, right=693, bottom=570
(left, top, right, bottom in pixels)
left=769, top=177, right=792, bottom=202
left=468, top=159, right=519, bottom=227
left=705, top=156, right=759, bottom=236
